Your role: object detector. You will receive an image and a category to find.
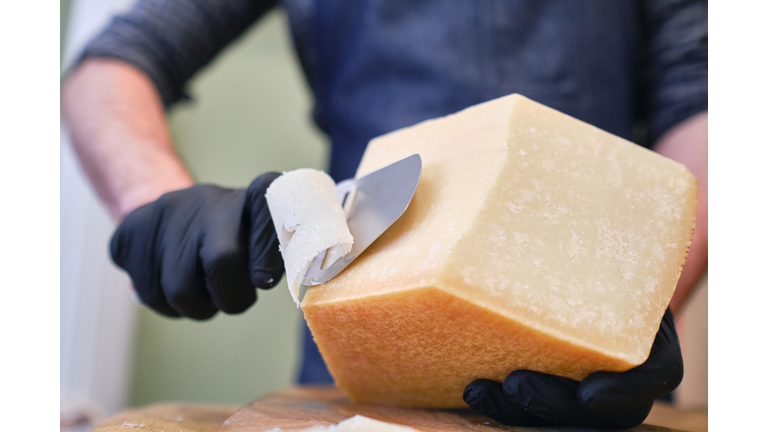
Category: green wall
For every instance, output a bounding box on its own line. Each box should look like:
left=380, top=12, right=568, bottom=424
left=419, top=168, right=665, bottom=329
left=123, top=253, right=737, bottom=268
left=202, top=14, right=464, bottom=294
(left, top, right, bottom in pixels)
left=129, top=9, right=329, bottom=406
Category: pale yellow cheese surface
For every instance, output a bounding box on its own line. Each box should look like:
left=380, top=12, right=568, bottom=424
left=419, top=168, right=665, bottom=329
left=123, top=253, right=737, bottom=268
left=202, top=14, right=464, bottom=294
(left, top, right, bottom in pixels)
left=302, top=94, right=697, bottom=407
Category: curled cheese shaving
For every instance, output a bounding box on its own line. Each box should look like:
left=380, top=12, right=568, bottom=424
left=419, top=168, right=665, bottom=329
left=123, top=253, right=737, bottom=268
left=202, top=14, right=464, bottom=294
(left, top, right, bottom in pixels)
left=265, top=169, right=353, bottom=306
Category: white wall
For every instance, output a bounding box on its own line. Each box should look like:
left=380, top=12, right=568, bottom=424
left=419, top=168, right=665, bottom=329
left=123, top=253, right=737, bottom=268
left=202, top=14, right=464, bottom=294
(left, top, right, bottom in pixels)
left=60, top=0, right=138, bottom=423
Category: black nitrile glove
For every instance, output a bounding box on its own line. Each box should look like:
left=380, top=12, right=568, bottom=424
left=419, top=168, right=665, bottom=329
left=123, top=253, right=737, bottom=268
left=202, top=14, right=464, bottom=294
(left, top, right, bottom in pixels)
left=110, top=173, right=284, bottom=320
left=464, top=307, right=683, bottom=429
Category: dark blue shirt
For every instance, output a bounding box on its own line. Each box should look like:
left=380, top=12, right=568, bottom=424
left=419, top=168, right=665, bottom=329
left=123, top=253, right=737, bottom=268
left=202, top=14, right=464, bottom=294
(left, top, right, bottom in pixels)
left=81, top=0, right=708, bottom=385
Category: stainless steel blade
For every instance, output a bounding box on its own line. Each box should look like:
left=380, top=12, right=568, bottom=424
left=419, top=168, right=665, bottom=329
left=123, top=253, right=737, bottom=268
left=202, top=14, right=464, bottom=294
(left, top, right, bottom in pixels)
left=302, top=154, right=422, bottom=286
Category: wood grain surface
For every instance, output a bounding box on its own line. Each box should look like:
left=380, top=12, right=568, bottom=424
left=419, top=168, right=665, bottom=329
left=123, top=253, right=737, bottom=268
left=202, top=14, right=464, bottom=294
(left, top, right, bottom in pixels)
left=93, top=403, right=239, bottom=432
left=216, top=387, right=695, bottom=432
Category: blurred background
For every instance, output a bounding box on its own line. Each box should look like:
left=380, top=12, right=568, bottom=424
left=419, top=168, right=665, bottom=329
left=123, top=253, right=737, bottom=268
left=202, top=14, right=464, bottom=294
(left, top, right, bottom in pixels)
left=61, top=0, right=328, bottom=428
left=60, top=1, right=707, bottom=430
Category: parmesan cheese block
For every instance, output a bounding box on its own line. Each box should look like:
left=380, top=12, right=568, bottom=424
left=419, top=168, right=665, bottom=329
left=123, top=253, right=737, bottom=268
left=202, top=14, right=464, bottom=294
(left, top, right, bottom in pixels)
left=302, top=94, right=698, bottom=408
left=265, top=169, right=353, bottom=305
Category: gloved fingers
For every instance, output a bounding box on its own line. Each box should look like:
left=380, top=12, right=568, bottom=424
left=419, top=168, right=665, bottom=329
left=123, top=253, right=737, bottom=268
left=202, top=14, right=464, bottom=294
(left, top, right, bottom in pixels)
left=201, top=239, right=256, bottom=314
left=110, top=201, right=180, bottom=318
left=159, top=221, right=218, bottom=320
left=578, top=365, right=682, bottom=413
left=161, top=262, right=218, bottom=320
left=248, top=212, right=283, bottom=289
left=145, top=188, right=217, bottom=320
left=503, top=370, right=654, bottom=429
left=246, top=172, right=285, bottom=289
left=463, top=379, right=558, bottom=427
left=502, top=370, right=583, bottom=423
left=578, top=307, right=683, bottom=411
left=200, top=191, right=257, bottom=314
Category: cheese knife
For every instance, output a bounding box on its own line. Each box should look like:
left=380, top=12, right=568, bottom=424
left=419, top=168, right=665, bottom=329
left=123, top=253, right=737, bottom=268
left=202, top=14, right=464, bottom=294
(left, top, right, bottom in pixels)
left=301, top=154, right=422, bottom=286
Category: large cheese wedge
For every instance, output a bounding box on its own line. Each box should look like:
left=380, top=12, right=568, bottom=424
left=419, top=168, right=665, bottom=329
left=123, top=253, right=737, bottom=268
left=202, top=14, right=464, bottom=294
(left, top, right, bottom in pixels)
left=302, top=94, right=697, bottom=408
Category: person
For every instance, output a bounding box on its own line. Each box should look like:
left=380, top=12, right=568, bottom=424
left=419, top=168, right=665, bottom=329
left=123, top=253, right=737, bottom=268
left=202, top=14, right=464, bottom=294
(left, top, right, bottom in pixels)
left=63, top=0, right=707, bottom=428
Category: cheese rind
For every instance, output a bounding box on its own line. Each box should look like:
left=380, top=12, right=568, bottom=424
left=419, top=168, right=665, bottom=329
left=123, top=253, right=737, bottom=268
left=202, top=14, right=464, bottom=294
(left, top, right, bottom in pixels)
left=303, top=94, right=697, bottom=407
left=265, top=169, right=353, bottom=305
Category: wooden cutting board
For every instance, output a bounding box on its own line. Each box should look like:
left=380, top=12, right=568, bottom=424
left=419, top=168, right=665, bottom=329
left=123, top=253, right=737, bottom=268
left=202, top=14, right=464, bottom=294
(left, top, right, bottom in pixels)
left=215, top=387, right=689, bottom=432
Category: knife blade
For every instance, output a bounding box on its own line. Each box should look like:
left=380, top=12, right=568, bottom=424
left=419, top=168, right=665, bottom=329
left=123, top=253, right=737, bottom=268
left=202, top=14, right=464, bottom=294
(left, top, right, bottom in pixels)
left=301, top=154, right=422, bottom=286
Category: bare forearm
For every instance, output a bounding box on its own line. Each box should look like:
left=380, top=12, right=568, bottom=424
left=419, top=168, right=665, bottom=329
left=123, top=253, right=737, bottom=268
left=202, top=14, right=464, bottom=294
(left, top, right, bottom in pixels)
left=653, top=112, right=708, bottom=316
left=63, top=58, right=194, bottom=220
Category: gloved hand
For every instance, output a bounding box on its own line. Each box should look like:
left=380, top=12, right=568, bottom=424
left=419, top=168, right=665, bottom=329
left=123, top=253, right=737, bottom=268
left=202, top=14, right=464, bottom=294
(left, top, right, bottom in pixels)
left=110, top=173, right=285, bottom=320
left=464, top=307, right=683, bottom=429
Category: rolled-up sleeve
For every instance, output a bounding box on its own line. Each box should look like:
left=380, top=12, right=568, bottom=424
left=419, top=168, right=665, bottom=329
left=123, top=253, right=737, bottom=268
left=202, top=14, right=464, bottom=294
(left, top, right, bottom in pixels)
left=639, top=0, right=708, bottom=144
left=80, top=0, right=277, bottom=108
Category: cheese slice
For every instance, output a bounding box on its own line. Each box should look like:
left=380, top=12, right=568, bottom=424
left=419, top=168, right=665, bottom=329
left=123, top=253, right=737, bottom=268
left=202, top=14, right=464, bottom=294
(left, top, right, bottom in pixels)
left=265, top=169, right=353, bottom=305
left=301, top=94, right=698, bottom=408
left=298, top=415, right=419, bottom=432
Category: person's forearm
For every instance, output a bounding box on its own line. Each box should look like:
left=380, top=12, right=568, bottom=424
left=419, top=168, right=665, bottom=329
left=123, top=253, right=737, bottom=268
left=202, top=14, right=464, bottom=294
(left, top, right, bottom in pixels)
left=63, top=58, right=194, bottom=220
left=653, top=112, right=708, bottom=316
